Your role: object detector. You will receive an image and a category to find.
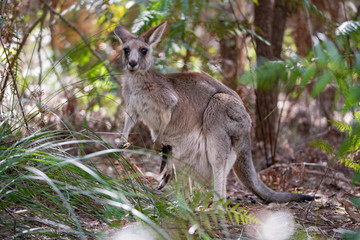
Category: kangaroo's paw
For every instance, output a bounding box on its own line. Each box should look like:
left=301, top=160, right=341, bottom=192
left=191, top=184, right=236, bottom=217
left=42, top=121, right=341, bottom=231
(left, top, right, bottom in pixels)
left=153, top=141, right=163, bottom=152
left=119, top=142, right=131, bottom=149
left=160, top=145, right=172, bottom=173
left=158, top=172, right=171, bottom=190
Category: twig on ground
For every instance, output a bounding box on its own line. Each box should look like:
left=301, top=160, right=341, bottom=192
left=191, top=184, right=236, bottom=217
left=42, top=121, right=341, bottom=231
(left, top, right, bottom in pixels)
left=4, top=208, right=16, bottom=236
left=305, top=169, right=359, bottom=186
left=305, top=165, right=330, bottom=219
left=259, top=162, right=326, bottom=174
left=294, top=216, right=332, bottom=227
left=260, top=162, right=360, bottom=186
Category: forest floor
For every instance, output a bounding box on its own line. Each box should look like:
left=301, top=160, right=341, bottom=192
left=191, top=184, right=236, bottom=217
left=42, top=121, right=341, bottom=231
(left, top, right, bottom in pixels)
left=96, top=97, right=360, bottom=239
left=96, top=124, right=360, bottom=239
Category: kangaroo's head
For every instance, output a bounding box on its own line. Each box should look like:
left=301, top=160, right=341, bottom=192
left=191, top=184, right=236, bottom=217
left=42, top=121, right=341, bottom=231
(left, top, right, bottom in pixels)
left=114, top=22, right=167, bottom=74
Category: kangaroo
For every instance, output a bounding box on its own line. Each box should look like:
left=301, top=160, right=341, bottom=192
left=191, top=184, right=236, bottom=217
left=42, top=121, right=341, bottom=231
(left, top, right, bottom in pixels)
left=114, top=21, right=314, bottom=203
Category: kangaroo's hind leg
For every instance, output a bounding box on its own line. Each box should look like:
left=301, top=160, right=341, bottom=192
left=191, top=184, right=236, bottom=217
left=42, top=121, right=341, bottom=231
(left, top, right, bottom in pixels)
left=203, top=93, right=238, bottom=201
left=205, top=133, right=236, bottom=201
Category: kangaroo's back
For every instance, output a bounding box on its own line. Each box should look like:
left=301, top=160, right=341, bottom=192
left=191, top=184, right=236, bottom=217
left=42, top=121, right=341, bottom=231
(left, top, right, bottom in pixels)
left=160, top=72, right=242, bottom=135
left=166, top=72, right=239, bottom=101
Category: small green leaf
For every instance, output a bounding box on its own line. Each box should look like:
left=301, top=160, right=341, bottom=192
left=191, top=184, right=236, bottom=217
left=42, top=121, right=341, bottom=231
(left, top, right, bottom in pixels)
left=234, top=212, right=240, bottom=225
left=223, top=198, right=232, bottom=208
left=231, top=203, right=242, bottom=212
left=302, top=63, right=317, bottom=86
left=210, top=210, right=218, bottom=227
left=313, top=37, right=327, bottom=68
left=309, top=139, right=334, bottom=155
left=227, top=210, right=234, bottom=224
left=354, top=51, right=360, bottom=75
left=311, top=71, right=333, bottom=97
left=328, top=120, right=351, bottom=133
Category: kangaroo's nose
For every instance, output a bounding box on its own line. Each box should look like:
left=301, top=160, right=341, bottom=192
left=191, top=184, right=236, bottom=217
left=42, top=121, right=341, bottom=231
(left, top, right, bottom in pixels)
left=129, top=60, right=138, bottom=68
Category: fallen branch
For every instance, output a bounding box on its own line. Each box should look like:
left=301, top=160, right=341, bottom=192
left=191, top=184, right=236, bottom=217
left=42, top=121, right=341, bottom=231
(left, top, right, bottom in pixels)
left=260, top=162, right=360, bottom=189
left=259, top=162, right=328, bottom=174
left=259, top=162, right=358, bottom=186
left=305, top=169, right=359, bottom=186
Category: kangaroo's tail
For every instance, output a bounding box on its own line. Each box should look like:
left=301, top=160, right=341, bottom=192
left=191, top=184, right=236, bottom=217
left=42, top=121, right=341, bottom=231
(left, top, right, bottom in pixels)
left=233, top=134, right=314, bottom=203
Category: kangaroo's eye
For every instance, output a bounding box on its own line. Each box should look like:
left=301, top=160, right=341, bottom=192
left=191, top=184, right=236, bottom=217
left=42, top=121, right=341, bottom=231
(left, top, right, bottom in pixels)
left=140, top=48, right=148, bottom=56
left=123, top=47, right=129, bottom=55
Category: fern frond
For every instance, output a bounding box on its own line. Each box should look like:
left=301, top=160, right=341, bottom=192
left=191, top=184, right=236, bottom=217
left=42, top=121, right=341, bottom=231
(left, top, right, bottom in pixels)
left=226, top=204, right=260, bottom=226
left=328, top=120, right=351, bottom=133
left=301, top=0, right=333, bottom=25
left=336, top=21, right=360, bottom=38
left=341, top=156, right=360, bottom=172
left=355, top=112, right=360, bottom=123
left=309, top=139, right=334, bottom=155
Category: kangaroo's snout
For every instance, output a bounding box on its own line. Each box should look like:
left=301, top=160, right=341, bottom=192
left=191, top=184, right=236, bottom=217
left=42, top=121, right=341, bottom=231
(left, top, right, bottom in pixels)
left=129, top=60, right=138, bottom=68
left=127, top=59, right=139, bottom=72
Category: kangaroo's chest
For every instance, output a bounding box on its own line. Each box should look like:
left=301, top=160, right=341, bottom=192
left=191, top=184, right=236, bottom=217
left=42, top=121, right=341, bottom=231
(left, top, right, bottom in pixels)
left=128, top=88, right=162, bottom=130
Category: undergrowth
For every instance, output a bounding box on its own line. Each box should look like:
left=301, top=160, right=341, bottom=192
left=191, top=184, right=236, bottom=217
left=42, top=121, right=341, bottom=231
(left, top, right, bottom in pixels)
left=0, top=118, right=257, bottom=239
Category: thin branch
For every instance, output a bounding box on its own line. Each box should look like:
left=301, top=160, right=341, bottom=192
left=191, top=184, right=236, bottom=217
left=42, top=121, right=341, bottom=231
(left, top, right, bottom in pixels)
left=0, top=35, right=29, bottom=131
left=259, top=162, right=357, bottom=186
left=40, top=0, right=112, bottom=74
left=305, top=166, right=330, bottom=219
left=4, top=208, right=16, bottom=236
left=255, top=89, right=270, bottom=165
left=272, top=94, right=288, bottom=161
left=305, top=169, right=358, bottom=186
left=305, top=5, right=316, bottom=57
left=0, top=0, right=6, bottom=34
left=259, top=162, right=323, bottom=174
left=38, top=9, right=47, bottom=87
left=341, top=0, right=348, bottom=21
left=0, top=12, right=47, bottom=103
left=36, top=7, right=47, bottom=127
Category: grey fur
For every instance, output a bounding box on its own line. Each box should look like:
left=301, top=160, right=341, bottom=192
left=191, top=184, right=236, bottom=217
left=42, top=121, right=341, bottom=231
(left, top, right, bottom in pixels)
left=114, top=22, right=314, bottom=203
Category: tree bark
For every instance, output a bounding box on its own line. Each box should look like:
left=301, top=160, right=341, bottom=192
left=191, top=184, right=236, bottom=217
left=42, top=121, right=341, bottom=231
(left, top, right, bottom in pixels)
left=272, top=0, right=287, bottom=59
left=220, top=36, right=237, bottom=90
left=254, top=0, right=287, bottom=166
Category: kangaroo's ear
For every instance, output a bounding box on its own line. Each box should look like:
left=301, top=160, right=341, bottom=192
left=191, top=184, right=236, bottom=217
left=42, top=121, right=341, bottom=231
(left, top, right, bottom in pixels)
left=114, top=25, right=135, bottom=44
left=141, top=21, right=167, bottom=47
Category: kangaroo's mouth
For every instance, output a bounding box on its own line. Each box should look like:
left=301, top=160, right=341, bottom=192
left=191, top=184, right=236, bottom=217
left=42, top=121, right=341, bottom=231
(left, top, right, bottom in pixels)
left=127, top=66, right=139, bottom=73
left=126, top=68, right=137, bottom=74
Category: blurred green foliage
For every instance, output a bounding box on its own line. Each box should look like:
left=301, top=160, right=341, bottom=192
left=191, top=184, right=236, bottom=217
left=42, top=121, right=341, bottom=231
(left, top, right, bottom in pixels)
left=1, top=0, right=360, bottom=239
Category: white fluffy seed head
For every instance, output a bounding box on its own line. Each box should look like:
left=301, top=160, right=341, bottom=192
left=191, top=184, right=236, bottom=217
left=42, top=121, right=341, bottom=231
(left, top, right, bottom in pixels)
left=245, top=210, right=295, bottom=240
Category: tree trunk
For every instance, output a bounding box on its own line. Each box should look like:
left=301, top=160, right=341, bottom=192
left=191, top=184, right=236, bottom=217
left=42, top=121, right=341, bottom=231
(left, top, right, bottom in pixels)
left=220, top=36, right=237, bottom=90
left=254, top=0, right=287, bottom=166
left=271, top=0, right=287, bottom=59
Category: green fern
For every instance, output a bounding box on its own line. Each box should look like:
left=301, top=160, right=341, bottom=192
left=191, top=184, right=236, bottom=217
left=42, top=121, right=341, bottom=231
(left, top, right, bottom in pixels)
left=161, top=173, right=260, bottom=239
left=300, top=0, right=334, bottom=25
left=309, top=139, right=334, bottom=155
left=341, top=157, right=360, bottom=172
left=328, top=120, right=351, bottom=133
left=311, top=118, right=360, bottom=172
left=336, top=21, right=360, bottom=38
